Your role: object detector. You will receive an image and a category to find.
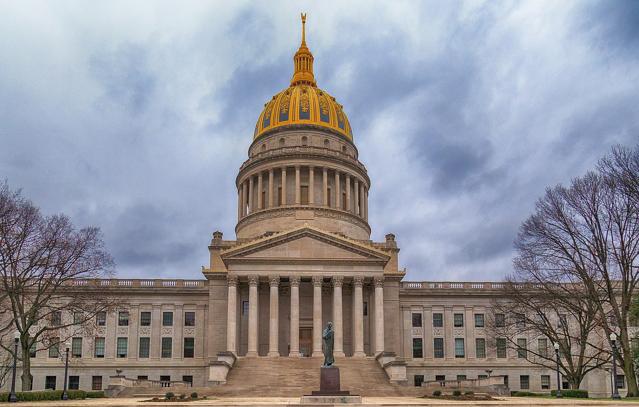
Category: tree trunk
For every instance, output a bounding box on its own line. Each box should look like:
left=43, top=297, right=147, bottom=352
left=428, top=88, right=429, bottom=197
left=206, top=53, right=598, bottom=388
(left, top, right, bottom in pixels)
left=624, top=355, right=638, bottom=397
left=20, top=345, right=31, bottom=391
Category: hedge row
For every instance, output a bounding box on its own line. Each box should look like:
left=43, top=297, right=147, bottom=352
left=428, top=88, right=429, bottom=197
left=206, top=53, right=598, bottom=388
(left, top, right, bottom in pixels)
left=551, top=389, right=589, bottom=398
left=511, top=391, right=545, bottom=397
left=0, top=390, right=105, bottom=402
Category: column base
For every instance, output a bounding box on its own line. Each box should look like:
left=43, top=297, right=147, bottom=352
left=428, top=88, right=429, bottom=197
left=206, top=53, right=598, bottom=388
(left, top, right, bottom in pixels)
left=245, top=351, right=258, bottom=357
left=352, top=351, right=366, bottom=358
left=334, top=351, right=346, bottom=357
left=312, top=351, right=323, bottom=357
left=288, top=351, right=301, bottom=357
left=267, top=351, right=280, bottom=357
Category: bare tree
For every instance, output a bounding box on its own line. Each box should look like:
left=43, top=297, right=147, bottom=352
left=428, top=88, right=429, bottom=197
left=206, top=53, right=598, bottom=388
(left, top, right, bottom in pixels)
left=490, top=281, right=608, bottom=389
left=515, top=155, right=639, bottom=396
left=600, top=145, right=639, bottom=206
left=0, top=182, right=115, bottom=390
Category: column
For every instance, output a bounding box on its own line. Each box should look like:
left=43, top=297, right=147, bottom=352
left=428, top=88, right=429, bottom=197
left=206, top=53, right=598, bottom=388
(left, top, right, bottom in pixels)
left=364, top=188, right=369, bottom=221
left=312, top=275, right=323, bottom=357
left=281, top=167, right=287, bottom=206
left=237, top=187, right=242, bottom=219
left=374, top=276, right=385, bottom=354
left=354, top=179, right=359, bottom=216
left=226, top=276, right=238, bottom=353
left=345, top=175, right=351, bottom=212
left=257, top=172, right=263, bottom=210
left=295, top=166, right=301, bottom=205
left=332, top=276, right=345, bottom=357
left=360, top=184, right=366, bottom=219
left=353, top=276, right=365, bottom=357
left=334, top=171, right=341, bottom=208
left=322, top=167, right=328, bottom=206
left=242, top=181, right=248, bottom=216
left=268, top=276, right=280, bottom=357
left=247, top=275, right=259, bottom=357
left=309, top=166, right=315, bottom=205
left=268, top=168, right=274, bottom=208
left=289, top=276, right=300, bottom=357
left=248, top=176, right=254, bottom=214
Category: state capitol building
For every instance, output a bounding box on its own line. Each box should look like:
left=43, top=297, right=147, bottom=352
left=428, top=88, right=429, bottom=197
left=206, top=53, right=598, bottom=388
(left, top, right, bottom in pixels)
left=1, top=15, right=615, bottom=398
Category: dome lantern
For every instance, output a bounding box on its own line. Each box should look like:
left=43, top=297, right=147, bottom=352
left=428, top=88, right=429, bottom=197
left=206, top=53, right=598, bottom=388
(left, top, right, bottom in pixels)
left=290, top=13, right=316, bottom=87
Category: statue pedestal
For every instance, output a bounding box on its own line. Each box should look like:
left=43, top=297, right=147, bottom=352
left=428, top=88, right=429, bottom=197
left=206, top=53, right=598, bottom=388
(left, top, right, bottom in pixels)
left=300, top=366, right=362, bottom=404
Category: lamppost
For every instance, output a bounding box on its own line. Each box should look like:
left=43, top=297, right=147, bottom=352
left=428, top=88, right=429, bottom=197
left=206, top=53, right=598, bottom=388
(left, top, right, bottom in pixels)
left=610, top=333, right=621, bottom=400
left=61, top=340, right=71, bottom=400
left=8, top=330, right=20, bottom=403
left=553, top=342, right=562, bottom=398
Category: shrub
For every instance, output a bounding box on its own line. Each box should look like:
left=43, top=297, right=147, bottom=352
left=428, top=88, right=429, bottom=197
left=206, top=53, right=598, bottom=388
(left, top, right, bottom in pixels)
left=550, top=389, right=588, bottom=398
left=191, top=392, right=198, bottom=399
left=432, top=390, right=441, bottom=397
left=464, top=391, right=474, bottom=395
left=0, top=389, right=103, bottom=402
left=179, top=394, right=186, bottom=399
left=85, top=391, right=105, bottom=398
left=165, top=392, right=175, bottom=400
left=452, top=390, right=462, bottom=397
left=511, top=391, right=544, bottom=397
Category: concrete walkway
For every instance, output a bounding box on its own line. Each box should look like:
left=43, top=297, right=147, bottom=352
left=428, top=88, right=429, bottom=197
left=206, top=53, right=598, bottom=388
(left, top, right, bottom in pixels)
left=0, top=396, right=635, bottom=406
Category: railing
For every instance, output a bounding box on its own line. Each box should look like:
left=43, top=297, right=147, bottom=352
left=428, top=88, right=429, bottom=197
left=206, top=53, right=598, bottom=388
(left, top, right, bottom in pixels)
left=71, top=279, right=206, bottom=288
left=401, top=281, right=508, bottom=290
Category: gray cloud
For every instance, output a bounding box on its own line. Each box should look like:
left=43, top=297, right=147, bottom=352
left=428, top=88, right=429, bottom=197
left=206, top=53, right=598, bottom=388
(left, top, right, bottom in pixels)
left=0, top=1, right=638, bottom=281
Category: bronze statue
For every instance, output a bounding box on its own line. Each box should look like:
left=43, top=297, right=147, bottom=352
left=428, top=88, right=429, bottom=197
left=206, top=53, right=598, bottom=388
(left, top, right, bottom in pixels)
left=322, top=321, right=334, bottom=367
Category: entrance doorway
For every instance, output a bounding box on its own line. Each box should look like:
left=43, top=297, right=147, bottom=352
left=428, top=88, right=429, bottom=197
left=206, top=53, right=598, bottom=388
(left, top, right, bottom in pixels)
left=299, top=328, right=312, bottom=357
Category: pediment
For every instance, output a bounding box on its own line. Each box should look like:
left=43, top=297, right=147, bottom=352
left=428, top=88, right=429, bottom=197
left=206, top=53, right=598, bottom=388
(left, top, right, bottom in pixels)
left=220, top=227, right=389, bottom=265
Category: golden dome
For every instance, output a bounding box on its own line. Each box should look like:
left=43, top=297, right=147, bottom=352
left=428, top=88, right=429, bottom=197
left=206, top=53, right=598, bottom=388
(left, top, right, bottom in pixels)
left=254, top=14, right=353, bottom=142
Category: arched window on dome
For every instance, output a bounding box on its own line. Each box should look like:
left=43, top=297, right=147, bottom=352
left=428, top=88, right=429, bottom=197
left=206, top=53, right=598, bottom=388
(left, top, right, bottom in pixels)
left=261, top=144, right=266, bottom=152
left=341, top=145, right=347, bottom=154
left=301, top=136, right=308, bottom=146
left=279, top=138, right=285, bottom=147
left=323, top=139, right=330, bottom=148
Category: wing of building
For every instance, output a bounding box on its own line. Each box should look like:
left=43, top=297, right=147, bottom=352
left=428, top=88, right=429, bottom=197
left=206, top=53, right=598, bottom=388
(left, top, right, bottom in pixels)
left=1, top=14, right=616, bottom=398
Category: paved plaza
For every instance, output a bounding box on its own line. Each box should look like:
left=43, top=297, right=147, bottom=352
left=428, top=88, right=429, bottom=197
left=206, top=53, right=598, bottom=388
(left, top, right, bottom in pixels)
left=1, top=396, right=637, bottom=407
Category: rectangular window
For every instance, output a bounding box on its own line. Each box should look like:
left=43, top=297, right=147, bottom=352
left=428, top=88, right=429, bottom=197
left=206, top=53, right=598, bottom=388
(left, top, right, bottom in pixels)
left=495, top=313, right=505, bottom=327
left=51, top=311, right=62, bottom=326
left=139, top=337, right=150, bottom=358
left=541, top=375, right=550, bottom=390
left=182, top=375, right=193, bottom=386
left=140, top=311, right=151, bottom=326
left=96, top=311, right=106, bottom=326
left=277, top=186, right=283, bottom=206
left=474, top=313, right=485, bottom=328
left=29, top=342, right=37, bottom=358
left=558, top=314, right=567, bottom=329
left=520, top=375, right=530, bottom=390
left=433, top=313, right=443, bottom=327
left=69, top=376, right=79, bottom=390
left=45, top=376, right=56, bottom=390
left=242, top=301, right=249, bottom=315
left=118, top=311, right=129, bottom=326
left=363, top=302, right=368, bottom=316
left=455, top=338, right=465, bottom=358
left=301, top=185, right=309, bottom=205
left=71, top=337, right=82, bottom=358
left=162, top=337, right=172, bottom=358
left=48, top=337, right=60, bottom=358
left=414, top=375, right=424, bottom=387
left=478, top=374, right=488, bottom=380
left=538, top=338, right=548, bottom=358
left=73, top=312, right=82, bottom=325
left=475, top=338, right=486, bottom=358
left=92, top=376, right=102, bottom=390
left=163, top=312, right=173, bottom=326
left=515, top=313, right=526, bottom=328
left=435, top=375, right=445, bottom=383
left=184, top=312, right=196, bottom=327
left=94, top=337, right=105, bottom=358
left=412, top=313, right=422, bottom=328
left=160, top=375, right=171, bottom=387
left=457, top=375, right=467, bottom=381
left=183, top=337, right=195, bottom=358
left=517, top=338, right=527, bottom=359
left=412, top=338, right=423, bottom=358
left=116, top=337, right=128, bottom=358
left=434, top=338, right=444, bottom=358
left=496, top=337, right=507, bottom=358
left=616, top=375, right=626, bottom=389
left=454, top=313, right=464, bottom=327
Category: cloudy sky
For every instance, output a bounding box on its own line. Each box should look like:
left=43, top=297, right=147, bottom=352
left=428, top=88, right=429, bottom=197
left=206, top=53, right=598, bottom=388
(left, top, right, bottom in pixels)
left=1, top=1, right=638, bottom=281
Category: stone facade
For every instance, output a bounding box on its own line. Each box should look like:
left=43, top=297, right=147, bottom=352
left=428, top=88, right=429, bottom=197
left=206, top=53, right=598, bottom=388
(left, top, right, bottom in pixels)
left=0, top=15, right=617, bottom=399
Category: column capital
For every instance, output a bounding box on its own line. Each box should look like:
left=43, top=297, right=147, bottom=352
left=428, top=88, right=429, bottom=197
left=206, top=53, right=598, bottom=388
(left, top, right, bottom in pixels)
left=332, top=275, right=344, bottom=287
left=269, top=275, right=280, bottom=287
left=353, top=276, right=364, bottom=287
left=248, top=275, right=260, bottom=286
left=227, top=275, right=238, bottom=287
left=312, top=275, right=323, bottom=287
left=290, top=275, right=301, bottom=287
left=374, top=276, right=384, bottom=288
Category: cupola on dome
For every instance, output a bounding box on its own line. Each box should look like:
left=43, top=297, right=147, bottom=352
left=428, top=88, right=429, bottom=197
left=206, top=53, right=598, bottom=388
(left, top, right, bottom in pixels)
left=254, top=14, right=353, bottom=142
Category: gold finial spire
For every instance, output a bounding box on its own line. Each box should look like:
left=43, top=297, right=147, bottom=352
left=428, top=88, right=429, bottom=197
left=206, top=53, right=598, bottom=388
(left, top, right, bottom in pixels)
left=290, top=12, right=316, bottom=87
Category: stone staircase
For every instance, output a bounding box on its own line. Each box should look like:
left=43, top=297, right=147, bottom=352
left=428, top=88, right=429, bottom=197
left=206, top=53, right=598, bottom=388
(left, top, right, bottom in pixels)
left=204, top=356, right=424, bottom=397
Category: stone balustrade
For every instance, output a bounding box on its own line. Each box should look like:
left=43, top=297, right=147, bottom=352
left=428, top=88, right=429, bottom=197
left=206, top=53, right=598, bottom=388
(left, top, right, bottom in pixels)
left=69, top=279, right=206, bottom=288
